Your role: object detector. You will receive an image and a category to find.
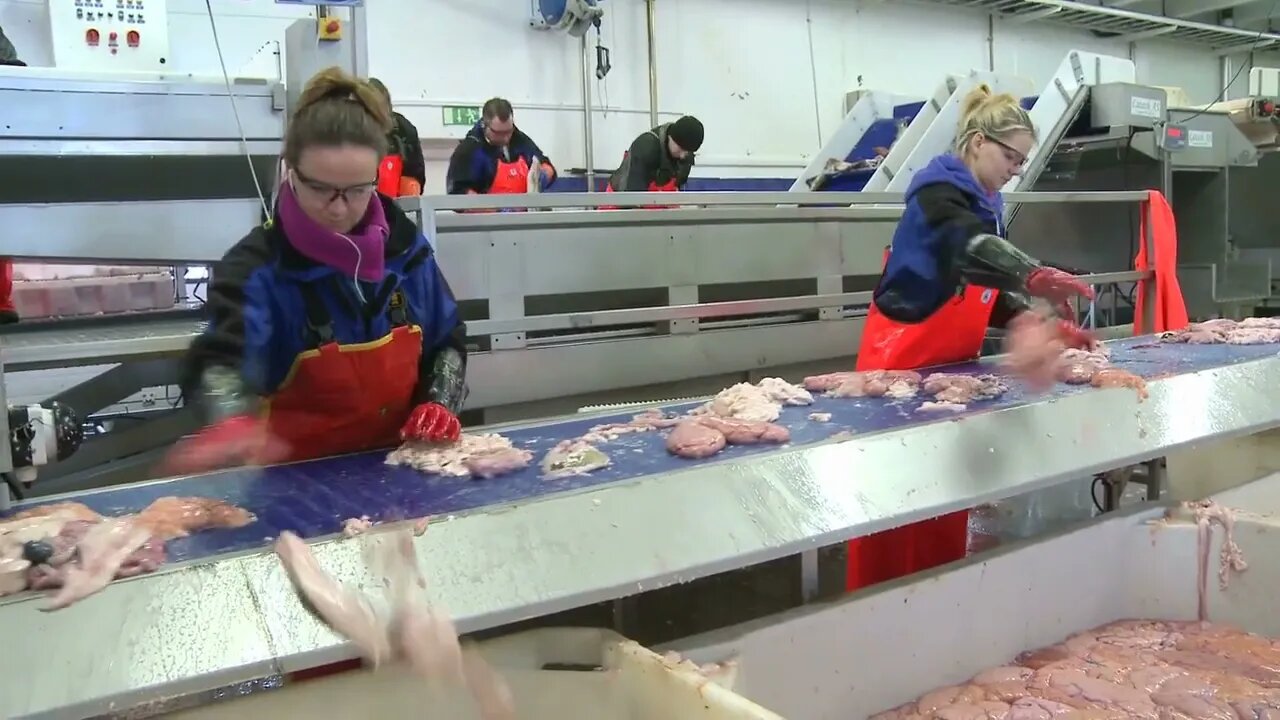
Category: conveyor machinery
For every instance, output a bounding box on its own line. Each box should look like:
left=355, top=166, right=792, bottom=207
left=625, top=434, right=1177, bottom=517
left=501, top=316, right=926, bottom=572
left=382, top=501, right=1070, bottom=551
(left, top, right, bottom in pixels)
left=4, top=335, right=1280, bottom=718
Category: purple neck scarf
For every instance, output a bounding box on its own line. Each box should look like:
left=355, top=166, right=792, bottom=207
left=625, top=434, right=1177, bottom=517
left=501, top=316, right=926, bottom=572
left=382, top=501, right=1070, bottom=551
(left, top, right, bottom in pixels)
left=277, top=182, right=389, bottom=282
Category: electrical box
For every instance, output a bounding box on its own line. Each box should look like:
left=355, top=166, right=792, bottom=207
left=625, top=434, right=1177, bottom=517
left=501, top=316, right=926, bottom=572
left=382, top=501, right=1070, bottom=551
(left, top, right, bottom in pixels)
left=1089, top=82, right=1167, bottom=130
left=49, top=0, right=171, bottom=72
left=317, top=17, right=342, bottom=41
left=1249, top=66, right=1280, bottom=97
left=1158, top=123, right=1188, bottom=151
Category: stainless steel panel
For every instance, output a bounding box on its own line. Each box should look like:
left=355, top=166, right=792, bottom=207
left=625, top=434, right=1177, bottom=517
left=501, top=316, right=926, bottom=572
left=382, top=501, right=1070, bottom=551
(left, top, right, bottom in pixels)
left=0, top=319, right=203, bottom=371
left=1089, top=83, right=1167, bottom=130
left=1167, top=111, right=1258, bottom=168
left=0, top=200, right=262, bottom=263
left=2, top=559, right=277, bottom=719
left=465, top=319, right=865, bottom=409
left=5, top=349, right=1280, bottom=718
left=0, top=81, right=282, bottom=141
left=411, top=191, right=1151, bottom=212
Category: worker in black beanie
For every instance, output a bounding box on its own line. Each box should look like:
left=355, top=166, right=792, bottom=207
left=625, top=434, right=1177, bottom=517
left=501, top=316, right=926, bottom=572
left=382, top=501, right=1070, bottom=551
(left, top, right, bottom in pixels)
left=606, top=115, right=704, bottom=194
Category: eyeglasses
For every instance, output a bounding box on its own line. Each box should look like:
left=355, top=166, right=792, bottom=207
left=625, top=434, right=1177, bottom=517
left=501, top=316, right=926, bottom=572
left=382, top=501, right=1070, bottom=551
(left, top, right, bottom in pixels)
left=292, top=167, right=378, bottom=205
left=985, top=135, right=1028, bottom=168
left=484, top=123, right=515, bottom=142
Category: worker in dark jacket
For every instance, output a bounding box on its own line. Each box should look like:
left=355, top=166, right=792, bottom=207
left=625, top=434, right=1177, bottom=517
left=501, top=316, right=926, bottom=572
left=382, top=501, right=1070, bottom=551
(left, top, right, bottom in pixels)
left=166, top=67, right=466, bottom=474
left=446, top=98, right=555, bottom=196
left=368, top=78, right=425, bottom=196
left=607, top=116, right=703, bottom=193
left=846, top=84, right=1095, bottom=594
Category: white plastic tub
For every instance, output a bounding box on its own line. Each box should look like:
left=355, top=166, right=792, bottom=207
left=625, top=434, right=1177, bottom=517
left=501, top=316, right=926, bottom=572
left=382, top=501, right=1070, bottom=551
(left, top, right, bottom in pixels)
left=171, top=627, right=784, bottom=719
left=667, top=473, right=1280, bottom=719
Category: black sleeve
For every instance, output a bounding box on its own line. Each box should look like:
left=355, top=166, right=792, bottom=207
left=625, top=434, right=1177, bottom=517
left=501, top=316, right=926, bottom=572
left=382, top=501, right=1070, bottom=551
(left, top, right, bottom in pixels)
left=914, top=183, right=989, bottom=260
left=515, top=129, right=551, bottom=169
left=614, top=133, right=662, bottom=192
left=988, top=291, right=1033, bottom=329
left=398, top=114, right=426, bottom=186
left=446, top=138, right=482, bottom=194
left=675, top=154, right=694, bottom=189
left=180, top=231, right=273, bottom=419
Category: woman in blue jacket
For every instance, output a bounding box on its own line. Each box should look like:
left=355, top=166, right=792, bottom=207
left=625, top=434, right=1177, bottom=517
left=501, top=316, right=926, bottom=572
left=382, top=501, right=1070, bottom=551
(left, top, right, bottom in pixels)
left=167, top=68, right=467, bottom=473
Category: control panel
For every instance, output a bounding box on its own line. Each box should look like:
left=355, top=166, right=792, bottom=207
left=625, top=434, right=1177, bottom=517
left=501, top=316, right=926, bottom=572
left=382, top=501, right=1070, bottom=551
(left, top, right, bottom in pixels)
left=1158, top=123, right=1189, bottom=151
left=49, top=0, right=171, bottom=72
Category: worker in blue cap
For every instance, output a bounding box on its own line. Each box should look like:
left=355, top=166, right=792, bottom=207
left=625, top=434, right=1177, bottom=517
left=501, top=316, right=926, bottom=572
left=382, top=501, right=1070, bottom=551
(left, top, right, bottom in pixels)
left=607, top=116, right=704, bottom=194
left=164, top=67, right=467, bottom=474
left=446, top=98, right=555, bottom=199
left=847, top=83, right=1096, bottom=593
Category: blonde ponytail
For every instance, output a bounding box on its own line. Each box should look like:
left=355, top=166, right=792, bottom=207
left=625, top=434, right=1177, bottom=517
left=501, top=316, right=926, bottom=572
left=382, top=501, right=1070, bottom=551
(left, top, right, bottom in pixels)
left=954, top=83, right=1036, bottom=157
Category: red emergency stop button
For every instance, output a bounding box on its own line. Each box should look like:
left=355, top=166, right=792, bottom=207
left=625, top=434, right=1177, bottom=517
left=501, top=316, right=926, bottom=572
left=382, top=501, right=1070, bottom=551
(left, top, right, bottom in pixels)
left=326, top=20, right=339, bottom=33
left=127, top=30, right=140, bottom=47
left=86, top=28, right=100, bottom=45
left=1264, top=101, right=1276, bottom=116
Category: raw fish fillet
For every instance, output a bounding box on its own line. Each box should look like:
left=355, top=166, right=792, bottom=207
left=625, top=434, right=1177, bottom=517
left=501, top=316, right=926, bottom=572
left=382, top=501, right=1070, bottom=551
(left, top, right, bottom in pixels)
left=541, top=439, right=610, bottom=479
left=133, top=496, right=254, bottom=540
left=1090, top=368, right=1148, bottom=401
left=275, top=531, right=515, bottom=719
left=666, top=421, right=727, bottom=458
left=1161, top=318, right=1280, bottom=345
left=696, top=415, right=790, bottom=445
left=387, top=433, right=532, bottom=478
left=41, top=519, right=158, bottom=611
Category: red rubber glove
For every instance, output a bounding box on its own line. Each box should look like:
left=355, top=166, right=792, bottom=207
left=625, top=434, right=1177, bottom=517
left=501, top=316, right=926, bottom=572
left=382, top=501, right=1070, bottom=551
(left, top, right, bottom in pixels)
left=1056, top=318, right=1098, bottom=351
left=400, top=402, right=461, bottom=444
left=1025, top=267, right=1095, bottom=306
left=160, top=415, right=290, bottom=477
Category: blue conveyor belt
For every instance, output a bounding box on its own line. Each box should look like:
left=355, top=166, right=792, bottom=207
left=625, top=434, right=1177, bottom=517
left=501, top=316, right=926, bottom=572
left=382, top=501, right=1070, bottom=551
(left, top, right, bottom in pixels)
left=5, top=338, right=1276, bottom=563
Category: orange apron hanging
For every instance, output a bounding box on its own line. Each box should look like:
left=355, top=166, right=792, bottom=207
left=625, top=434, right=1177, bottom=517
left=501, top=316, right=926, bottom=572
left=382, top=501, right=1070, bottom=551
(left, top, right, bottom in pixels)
left=1133, top=190, right=1189, bottom=335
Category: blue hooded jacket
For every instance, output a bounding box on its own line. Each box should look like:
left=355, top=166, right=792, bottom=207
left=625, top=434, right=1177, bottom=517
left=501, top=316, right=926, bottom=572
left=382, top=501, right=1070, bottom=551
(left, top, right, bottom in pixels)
left=874, top=154, right=1005, bottom=323
left=183, top=194, right=465, bottom=402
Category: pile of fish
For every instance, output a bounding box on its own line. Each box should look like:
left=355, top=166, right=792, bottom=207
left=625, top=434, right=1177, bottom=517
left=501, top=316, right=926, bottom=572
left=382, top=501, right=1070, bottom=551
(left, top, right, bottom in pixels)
left=1161, top=317, right=1280, bottom=345
left=385, top=346, right=1157, bottom=480
left=879, top=500, right=1265, bottom=719
left=386, top=434, right=534, bottom=479
left=0, top=497, right=254, bottom=609
left=801, top=369, right=1007, bottom=412
left=873, top=618, right=1280, bottom=719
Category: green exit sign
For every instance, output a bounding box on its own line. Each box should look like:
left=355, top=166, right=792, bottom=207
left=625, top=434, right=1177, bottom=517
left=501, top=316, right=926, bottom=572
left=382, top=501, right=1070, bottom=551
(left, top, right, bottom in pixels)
left=442, top=106, right=481, bottom=126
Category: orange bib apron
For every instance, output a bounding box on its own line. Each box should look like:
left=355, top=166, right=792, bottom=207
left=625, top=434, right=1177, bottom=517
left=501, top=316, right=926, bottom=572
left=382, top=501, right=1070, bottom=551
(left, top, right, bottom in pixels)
left=600, top=174, right=679, bottom=211
left=261, top=282, right=422, bottom=464
left=846, top=249, right=998, bottom=591
left=490, top=157, right=531, bottom=195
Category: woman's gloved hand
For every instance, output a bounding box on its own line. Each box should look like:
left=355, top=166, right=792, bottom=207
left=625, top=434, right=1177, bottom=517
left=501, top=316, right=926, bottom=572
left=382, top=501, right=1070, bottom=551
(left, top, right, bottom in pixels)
left=1025, top=267, right=1095, bottom=307
left=1055, top=317, right=1098, bottom=351
left=161, top=416, right=290, bottom=476
left=400, top=402, right=461, bottom=444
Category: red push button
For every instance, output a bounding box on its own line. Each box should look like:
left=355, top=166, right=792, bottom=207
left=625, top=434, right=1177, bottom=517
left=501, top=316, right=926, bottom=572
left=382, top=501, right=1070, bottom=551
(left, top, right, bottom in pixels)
left=326, top=20, right=339, bottom=33
left=86, top=28, right=100, bottom=45
left=126, top=30, right=140, bottom=47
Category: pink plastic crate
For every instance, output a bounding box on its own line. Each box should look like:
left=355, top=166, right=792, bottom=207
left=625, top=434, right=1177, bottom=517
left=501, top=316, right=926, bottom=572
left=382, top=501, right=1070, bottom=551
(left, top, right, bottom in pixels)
left=13, top=273, right=176, bottom=320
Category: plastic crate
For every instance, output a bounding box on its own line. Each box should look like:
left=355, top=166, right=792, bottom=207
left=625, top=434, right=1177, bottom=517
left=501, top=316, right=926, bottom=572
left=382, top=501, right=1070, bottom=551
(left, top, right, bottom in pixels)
left=169, top=627, right=785, bottom=719
left=12, top=273, right=175, bottom=319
